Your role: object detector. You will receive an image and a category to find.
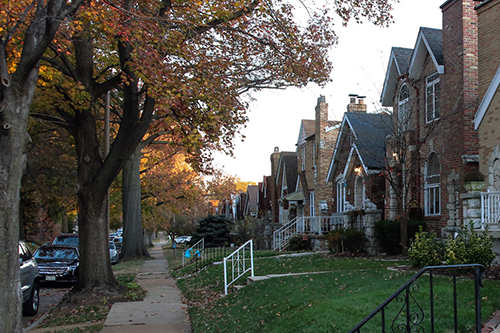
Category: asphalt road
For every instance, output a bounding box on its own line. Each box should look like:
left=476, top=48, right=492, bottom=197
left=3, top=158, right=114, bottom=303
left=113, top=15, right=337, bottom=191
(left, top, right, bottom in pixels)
left=22, top=287, right=70, bottom=330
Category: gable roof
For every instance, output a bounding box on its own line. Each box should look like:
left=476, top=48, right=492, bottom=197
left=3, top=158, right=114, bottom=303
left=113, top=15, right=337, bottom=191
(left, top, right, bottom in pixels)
left=474, top=65, right=500, bottom=129
left=381, top=47, right=413, bottom=106
left=297, top=120, right=315, bottom=146
left=380, top=27, right=443, bottom=106
left=327, top=112, right=393, bottom=182
left=408, top=27, right=444, bottom=79
left=275, top=152, right=298, bottom=192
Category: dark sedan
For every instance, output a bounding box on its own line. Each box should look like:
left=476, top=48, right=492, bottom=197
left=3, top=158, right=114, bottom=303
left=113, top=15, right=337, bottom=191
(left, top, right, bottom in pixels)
left=34, top=244, right=79, bottom=284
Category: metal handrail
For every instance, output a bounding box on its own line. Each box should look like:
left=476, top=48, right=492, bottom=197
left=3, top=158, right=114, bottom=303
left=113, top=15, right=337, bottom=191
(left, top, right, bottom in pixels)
left=273, top=215, right=344, bottom=251
left=349, top=264, right=486, bottom=333
left=223, top=239, right=254, bottom=295
left=481, top=191, right=500, bottom=227
left=182, top=238, right=204, bottom=267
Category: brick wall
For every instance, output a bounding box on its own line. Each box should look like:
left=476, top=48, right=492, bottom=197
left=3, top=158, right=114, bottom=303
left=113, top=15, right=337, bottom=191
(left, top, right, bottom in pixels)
left=477, top=0, right=500, bottom=178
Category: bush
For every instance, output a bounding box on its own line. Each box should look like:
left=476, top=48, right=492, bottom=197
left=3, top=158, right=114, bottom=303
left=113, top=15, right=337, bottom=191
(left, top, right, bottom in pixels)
left=464, top=170, right=485, bottom=182
left=327, top=229, right=367, bottom=254
left=375, top=219, right=426, bottom=255
left=408, top=227, right=444, bottom=268
left=288, top=235, right=311, bottom=251
left=444, top=224, right=495, bottom=267
left=408, top=224, right=495, bottom=268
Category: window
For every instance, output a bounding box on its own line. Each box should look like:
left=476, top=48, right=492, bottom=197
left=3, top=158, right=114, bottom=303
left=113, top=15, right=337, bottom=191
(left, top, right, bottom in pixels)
left=336, top=180, right=346, bottom=212
left=425, top=153, right=441, bottom=216
left=398, top=85, right=410, bottom=130
left=426, top=73, right=440, bottom=122
left=301, top=144, right=305, bottom=171
left=309, top=192, right=315, bottom=217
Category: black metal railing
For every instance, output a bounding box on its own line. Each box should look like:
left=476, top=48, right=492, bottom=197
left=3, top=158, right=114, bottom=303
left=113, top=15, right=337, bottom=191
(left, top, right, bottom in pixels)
left=349, top=264, right=486, bottom=333
left=192, top=246, right=227, bottom=272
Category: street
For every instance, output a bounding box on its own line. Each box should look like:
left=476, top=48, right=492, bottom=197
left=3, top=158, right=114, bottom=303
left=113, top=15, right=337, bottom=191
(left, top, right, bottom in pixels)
left=22, top=287, right=70, bottom=330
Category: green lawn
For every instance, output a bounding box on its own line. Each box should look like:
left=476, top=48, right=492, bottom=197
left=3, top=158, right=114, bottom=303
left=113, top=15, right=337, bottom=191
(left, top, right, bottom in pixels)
left=175, top=252, right=500, bottom=333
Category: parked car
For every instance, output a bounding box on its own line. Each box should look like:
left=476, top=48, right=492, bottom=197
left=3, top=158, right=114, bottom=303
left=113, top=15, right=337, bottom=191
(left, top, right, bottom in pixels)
left=174, top=236, right=192, bottom=244
left=113, top=237, right=123, bottom=255
left=34, top=244, right=79, bottom=284
left=52, top=233, right=79, bottom=247
left=19, top=241, right=40, bottom=316
left=109, top=241, right=119, bottom=264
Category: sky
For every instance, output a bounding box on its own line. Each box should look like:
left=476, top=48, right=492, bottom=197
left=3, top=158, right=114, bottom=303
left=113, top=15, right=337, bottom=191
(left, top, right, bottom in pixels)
left=212, top=0, right=444, bottom=183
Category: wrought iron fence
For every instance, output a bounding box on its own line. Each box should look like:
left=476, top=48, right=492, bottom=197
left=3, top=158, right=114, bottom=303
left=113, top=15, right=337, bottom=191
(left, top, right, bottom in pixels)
left=182, top=238, right=204, bottom=267
left=349, top=264, right=485, bottom=333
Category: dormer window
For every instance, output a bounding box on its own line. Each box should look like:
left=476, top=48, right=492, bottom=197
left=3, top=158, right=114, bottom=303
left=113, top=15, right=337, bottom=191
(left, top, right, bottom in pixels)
left=426, top=73, right=440, bottom=123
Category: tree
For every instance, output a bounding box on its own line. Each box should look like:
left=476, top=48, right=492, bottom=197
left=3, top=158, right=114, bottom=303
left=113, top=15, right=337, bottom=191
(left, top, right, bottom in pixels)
left=192, top=215, right=232, bottom=247
left=0, top=0, right=84, bottom=331
left=21, top=117, right=78, bottom=242
left=30, top=0, right=395, bottom=300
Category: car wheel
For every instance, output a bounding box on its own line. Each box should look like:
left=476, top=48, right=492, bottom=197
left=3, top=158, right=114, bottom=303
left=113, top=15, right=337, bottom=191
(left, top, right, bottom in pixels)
left=23, top=281, right=39, bottom=316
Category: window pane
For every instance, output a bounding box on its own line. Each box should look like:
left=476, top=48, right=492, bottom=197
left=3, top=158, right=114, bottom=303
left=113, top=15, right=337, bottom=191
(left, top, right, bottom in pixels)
left=435, top=82, right=440, bottom=119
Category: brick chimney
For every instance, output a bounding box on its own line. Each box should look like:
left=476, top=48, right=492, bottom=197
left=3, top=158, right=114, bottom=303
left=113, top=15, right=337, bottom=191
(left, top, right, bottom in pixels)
left=347, top=94, right=367, bottom=112
left=441, top=0, right=479, bottom=155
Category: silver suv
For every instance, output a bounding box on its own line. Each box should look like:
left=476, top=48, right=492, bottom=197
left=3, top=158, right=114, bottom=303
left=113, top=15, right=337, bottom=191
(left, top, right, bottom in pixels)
left=19, top=241, right=40, bottom=316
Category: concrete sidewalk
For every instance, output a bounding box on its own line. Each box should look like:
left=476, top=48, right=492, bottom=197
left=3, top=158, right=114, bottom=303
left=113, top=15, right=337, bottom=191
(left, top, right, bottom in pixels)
left=100, top=237, right=191, bottom=333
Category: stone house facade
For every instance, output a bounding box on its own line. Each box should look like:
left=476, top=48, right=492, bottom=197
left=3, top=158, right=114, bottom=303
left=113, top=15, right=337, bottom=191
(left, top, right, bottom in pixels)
left=380, top=0, right=480, bottom=236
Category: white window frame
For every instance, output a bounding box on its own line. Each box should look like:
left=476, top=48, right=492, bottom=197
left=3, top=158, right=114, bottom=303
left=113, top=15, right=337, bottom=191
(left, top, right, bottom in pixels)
left=301, top=144, right=306, bottom=171
left=309, top=192, right=315, bottom=217
left=336, top=180, right=346, bottom=213
left=426, top=73, right=440, bottom=123
left=424, top=153, right=441, bottom=216
left=398, top=84, right=410, bottom=131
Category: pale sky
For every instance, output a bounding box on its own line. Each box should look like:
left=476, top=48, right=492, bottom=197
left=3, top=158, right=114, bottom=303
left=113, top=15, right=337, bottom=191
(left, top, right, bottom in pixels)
left=213, top=0, right=443, bottom=183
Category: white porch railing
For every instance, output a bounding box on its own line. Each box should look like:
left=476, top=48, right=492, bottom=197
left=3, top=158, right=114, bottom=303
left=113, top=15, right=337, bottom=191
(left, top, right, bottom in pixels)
left=273, top=214, right=344, bottom=251
left=223, top=239, right=254, bottom=295
left=481, top=192, right=500, bottom=227
left=182, top=238, right=204, bottom=267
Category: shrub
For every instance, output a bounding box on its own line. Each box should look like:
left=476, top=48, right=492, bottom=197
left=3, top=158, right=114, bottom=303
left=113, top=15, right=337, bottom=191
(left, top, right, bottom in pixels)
left=375, top=219, right=426, bottom=255
left=408, top=227, right=444, bottom=268
left=464, top=170, right=485, bottom=182
left=444, top=224, right=495, bottom=267
left=327, top=229, right=367, bottom=254
left=408, top=224, right=495, bottom=268
left=288, top=235, right=311, bottom=251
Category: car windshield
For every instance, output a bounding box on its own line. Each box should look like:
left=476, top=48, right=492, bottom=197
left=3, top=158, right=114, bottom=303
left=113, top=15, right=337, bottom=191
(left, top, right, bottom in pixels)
left=35, top=248, right=78, bottom=260
left=54, top=236, right=79, bottom=246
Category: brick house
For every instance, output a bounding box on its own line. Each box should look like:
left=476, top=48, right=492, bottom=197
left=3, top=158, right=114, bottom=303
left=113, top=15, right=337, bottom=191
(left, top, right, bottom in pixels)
left=257, top=176, right=273, bottom=221
left=326, top=96, right=392, bottom=222
left=474, top=0, right=500, bottom=193
left=295, top=96, right=340, bottom=219
left=380, top=0, right=480, bottom=236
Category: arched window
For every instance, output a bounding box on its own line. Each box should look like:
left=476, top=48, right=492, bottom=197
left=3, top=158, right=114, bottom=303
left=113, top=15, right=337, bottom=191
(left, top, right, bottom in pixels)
left=425, top=153, right=441, bottom=216
left=398, top=85, right=410, bottom=130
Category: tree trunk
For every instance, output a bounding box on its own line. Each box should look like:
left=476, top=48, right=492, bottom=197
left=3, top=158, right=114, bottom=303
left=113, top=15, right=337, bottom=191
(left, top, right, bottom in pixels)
left=121, top=145, right=150, bottom=260
left=0, top=79, right=36, bottom=332
left=74, top=186, right=121, bottom=295
left=70, top=110, right=123, bottom=297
